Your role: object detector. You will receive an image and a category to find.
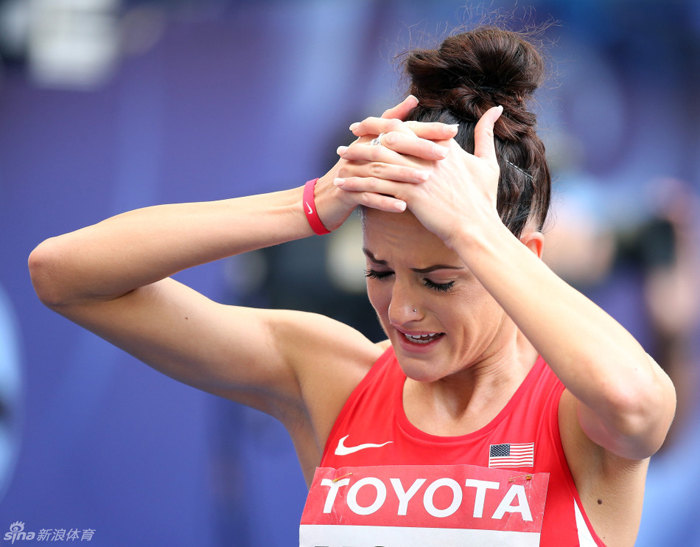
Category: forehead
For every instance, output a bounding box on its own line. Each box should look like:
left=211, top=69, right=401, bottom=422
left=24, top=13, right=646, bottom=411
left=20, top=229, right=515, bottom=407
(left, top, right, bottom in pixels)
left=361, top=208, right=459, bottom=265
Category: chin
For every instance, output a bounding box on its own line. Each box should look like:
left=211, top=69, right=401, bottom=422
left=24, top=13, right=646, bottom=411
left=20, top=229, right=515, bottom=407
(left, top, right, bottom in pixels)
left=394, top=354, right=447, bottom=384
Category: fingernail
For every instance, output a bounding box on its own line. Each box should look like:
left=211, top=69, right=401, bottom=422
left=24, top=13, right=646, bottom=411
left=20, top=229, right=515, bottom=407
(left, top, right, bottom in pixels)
left=447, top=124, right=460, bottom=131
left=337, top=146, right=348, bottom=155
left=334, top=178, right=346, bottom=186
left=408, top=95, right=418, bottom=104
left=349, top=122, right=359, bottom=131
left=415, top=170, right=430, bottom=181
left=434, top=145, right=449, bottom=158
left=395, top=201, right=407, bottom=212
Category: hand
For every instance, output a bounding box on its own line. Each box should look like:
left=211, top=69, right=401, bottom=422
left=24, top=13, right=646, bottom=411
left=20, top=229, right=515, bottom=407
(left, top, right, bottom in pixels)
left=312, top=97, right=460, bottom=231
left=333, top=106, right=504, bottom=248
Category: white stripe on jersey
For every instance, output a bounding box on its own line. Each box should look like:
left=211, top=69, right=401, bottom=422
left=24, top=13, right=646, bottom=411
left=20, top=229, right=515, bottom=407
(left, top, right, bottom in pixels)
left=300, top=524, right=541, bottom=547
left=574, top=499, right=598, bottom=546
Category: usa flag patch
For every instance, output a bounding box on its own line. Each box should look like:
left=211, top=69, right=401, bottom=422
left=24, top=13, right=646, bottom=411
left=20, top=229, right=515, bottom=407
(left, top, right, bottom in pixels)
left=489, top=443, right=535, bottom=468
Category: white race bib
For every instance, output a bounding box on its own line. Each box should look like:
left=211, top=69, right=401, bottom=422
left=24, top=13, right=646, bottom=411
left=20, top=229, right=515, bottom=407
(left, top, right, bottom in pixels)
left=300, top=464, right=549, bottom=547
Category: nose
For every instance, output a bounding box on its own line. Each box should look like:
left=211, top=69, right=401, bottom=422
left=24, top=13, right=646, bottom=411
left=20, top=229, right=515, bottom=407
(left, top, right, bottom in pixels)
left=387, top=278, right=421, bottom=327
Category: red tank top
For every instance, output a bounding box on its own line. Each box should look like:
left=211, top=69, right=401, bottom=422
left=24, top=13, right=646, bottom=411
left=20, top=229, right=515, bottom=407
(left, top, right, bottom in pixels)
left=300, top=347, right=606, bottom=546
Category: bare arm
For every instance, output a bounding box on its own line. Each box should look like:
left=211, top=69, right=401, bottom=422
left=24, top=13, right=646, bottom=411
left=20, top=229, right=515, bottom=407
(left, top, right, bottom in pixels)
left=28, top=189, right=377, bottom=415
left=31, top=189, right=312, bottom=305
left=28, top=96, right=459, bottom=434
left=454, top=221, right=676, bottom=460
left=448, top=112, right=676, bottom=461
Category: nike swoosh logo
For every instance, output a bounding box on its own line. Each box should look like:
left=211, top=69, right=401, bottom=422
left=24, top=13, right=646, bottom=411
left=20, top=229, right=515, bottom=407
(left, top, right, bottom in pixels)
left=334, top=435, right=393, bottom=456
left=305, top=202, right=313, bottom=215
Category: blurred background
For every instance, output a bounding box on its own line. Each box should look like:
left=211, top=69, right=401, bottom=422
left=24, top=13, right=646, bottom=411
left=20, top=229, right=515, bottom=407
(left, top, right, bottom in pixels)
left=1, top=0, right=699, bottom=545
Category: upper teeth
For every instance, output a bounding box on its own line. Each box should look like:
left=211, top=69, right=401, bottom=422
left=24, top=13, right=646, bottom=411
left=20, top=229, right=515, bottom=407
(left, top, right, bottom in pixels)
left=405, top=333, right=439, bottom=343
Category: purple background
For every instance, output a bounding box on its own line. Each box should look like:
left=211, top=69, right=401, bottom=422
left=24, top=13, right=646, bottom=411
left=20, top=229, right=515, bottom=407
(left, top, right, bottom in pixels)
left=1, top=1, right=699, bottom=545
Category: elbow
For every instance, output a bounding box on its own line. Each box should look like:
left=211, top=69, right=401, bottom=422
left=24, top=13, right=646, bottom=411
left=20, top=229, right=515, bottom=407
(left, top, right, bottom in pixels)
left=28, top=238, right=72, bottom=308
left=603, top=370, right=677, bottom=458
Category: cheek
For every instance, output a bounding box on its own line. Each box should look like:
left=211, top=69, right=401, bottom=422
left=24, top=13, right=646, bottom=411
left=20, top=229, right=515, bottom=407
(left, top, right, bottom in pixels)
left=468, top=291, right=506, bottom=330
left=366, top=282, right=391, bottom=319
left=446, top=287, right=497, bottom=327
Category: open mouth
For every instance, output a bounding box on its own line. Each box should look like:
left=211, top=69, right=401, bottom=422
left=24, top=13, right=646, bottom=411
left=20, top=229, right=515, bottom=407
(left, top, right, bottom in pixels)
left=402, top=332, right=445, bottom=344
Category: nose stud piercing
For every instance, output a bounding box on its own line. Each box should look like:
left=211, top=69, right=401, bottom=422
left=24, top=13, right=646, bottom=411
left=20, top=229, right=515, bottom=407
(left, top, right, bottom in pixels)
left=413, top=309, right=417, bottom=313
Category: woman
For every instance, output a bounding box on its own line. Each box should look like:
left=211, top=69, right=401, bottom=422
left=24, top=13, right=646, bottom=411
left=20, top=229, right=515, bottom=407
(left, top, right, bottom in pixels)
left=29, top=26, right=675, bottom=546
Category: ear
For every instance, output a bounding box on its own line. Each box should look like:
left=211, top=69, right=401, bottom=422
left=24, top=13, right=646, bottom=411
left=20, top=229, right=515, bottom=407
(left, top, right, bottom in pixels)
left=520, top=230, right=544, bottom=259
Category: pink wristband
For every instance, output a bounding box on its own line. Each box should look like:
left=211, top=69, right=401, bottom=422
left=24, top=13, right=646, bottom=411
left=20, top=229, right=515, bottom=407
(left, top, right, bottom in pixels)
left=303, top=178, right=331, bottom=235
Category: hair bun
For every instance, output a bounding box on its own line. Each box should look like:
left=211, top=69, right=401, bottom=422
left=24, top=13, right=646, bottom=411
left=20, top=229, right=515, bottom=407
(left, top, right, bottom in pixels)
left=404, top=27, right=545, bottom=139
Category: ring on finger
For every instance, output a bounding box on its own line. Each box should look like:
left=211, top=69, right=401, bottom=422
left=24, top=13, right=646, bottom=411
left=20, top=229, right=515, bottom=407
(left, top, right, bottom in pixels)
left=370, top=133, right=385, bottom=146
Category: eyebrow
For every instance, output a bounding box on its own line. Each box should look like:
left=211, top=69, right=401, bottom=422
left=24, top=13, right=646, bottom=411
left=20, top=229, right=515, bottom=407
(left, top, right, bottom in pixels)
left=363, top=249, right=464, bottom=274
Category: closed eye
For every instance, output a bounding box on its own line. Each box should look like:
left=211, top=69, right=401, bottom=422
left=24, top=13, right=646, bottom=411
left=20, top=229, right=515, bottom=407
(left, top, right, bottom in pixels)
left=366, top=269, right=454, bottom=292
left=423, top=279, right=455, bottom=292
left=365, top=268, right=393, bottom=280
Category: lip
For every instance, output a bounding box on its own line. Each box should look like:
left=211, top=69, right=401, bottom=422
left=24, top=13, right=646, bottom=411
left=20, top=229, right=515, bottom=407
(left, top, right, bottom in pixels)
left=393, top=327, right=445, bottom=354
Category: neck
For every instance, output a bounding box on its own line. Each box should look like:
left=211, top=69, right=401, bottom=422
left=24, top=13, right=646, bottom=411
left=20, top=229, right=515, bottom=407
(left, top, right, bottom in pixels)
left=402, top=330, right=538, bottom=437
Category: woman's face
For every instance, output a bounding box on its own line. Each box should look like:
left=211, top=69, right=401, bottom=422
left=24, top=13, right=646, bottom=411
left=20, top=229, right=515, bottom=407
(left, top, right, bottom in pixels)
left=362, top=208, right=516, bottom=383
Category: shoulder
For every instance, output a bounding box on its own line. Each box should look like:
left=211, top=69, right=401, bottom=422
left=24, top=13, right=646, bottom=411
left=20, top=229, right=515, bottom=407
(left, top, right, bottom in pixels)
left=272, top=310, right=384, bottom=380
left=272, top=310, right=386, bottom=455
left=376, top=338, right=392, bottom=352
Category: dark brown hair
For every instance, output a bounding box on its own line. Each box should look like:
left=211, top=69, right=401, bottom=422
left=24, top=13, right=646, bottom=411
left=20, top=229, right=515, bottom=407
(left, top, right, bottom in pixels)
left=403, top=26, right=551, bottom=237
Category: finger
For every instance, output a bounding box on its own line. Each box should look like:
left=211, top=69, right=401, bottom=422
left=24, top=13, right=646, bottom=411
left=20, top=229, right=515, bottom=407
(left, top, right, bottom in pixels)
left=339, top=188, right=407, bottom=213
left=351, top=118, right=457, bottom=142
left=380, top=95, right=418, bottom=120
left=339, top=135, right=449, bottom=163
left=337, top=161, right=430, bottom=184
left=335, top=177, right=411, bottom=204
left=337, top=141, right=413, bottom=166
left=378, top=131, right=450, bottom=161
left=473, top=105, right=503, bottom=164
left=404, top=120, right=460, bottom=140
left=349, top=117, right=403, bottom=137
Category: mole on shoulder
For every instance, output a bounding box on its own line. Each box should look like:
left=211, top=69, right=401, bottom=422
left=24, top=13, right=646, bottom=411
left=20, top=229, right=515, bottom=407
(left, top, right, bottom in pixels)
left=597, top=499, right=603, bottom=505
